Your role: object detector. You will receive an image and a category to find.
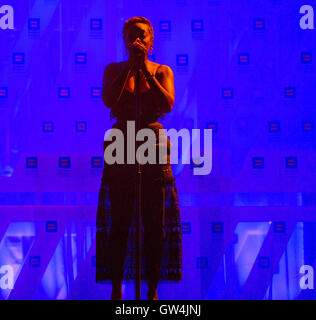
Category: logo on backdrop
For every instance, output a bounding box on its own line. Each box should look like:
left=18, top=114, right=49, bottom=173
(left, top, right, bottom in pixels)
left=0, top=265, right=14, bottom=290
left=300, top=5, right=314, bottom=29
left=0, top=5, right=14, bottom=30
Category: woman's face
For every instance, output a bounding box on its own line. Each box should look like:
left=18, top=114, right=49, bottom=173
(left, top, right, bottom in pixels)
left=125, top=22, right=152, bottom=54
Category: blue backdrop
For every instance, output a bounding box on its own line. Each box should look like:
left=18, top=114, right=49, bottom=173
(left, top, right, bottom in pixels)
left=0, top=0, right=315, bottom=300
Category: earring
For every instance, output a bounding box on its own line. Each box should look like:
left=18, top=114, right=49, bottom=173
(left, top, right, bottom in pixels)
left=149, top=47, right=153, bottom=55
left=125, top=48, right=129, bottom=56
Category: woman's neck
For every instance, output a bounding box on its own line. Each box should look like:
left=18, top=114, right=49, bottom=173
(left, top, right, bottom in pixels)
left=128, top=54, right=149, bottom=66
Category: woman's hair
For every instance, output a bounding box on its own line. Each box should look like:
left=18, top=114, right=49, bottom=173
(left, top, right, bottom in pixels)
left=123, top=16, right=154, bottom=48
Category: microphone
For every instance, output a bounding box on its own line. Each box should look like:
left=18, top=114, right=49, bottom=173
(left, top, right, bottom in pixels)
left=129, top=40, right=144, bottom=54
left=135, top=46, right=143, bottom=53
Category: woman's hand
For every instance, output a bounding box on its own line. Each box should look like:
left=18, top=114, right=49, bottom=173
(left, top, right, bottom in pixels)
left=128, top=38, right=147, bottom=64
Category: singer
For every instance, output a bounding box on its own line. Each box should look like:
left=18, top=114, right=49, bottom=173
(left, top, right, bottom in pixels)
left=96, top=16, right=183, bottom=300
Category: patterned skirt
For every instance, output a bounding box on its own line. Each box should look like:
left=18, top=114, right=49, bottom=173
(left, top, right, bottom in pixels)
left=96, top=129, right=183, bottom=283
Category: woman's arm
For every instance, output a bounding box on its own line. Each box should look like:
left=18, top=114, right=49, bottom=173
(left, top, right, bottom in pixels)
left=102, top=62, right=135, bottom=108
left=142, top=64, right=175, bottom=113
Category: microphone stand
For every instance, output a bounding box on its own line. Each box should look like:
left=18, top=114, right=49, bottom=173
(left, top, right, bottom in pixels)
left=135, top=54, right=142, bottom=300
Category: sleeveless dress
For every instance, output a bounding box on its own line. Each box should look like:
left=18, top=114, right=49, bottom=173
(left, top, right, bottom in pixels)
left=96, top=65, right=183, bottom=283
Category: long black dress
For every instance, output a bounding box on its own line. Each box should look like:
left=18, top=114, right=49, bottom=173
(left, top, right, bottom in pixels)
left=96, top=65, right=183, bottom=283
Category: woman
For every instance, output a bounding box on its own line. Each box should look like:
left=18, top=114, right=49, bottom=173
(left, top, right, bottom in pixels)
left=96, top=16, right=182, bottom=300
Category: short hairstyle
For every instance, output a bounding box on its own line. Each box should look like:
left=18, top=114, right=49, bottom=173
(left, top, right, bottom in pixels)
left=123, top=16, right=154, bottom=48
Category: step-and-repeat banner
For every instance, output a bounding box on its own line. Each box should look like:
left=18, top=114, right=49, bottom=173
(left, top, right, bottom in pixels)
left=0, top=0, right=315, bottom=300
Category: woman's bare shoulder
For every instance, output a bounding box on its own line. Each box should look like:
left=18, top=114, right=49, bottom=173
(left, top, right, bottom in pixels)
left=156, top=63, right=174, bottom=78
left=103, top=61, right=127, bottom=80
left=104, top=61, right=123, bottom=72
